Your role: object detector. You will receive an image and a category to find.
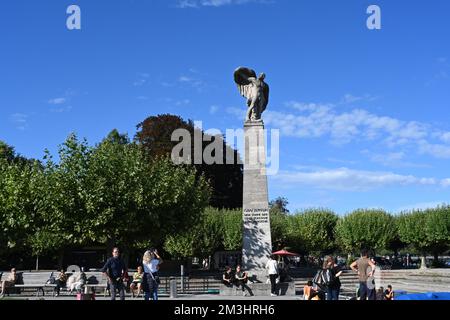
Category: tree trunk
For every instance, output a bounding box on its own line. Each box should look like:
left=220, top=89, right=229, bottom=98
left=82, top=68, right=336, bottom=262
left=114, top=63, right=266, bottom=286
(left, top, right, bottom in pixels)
left=121, top=246, right=130, bottom=269
left=420, top=255, right=427, bottom=269
left=57, top=248, right=65, bottom=270
left=433, top=251, right=439, bottom=267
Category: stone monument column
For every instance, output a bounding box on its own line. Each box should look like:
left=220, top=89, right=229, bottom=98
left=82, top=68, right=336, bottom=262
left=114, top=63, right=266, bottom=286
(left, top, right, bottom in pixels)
left=242, top=121, right=272, bottom=281
left=233, top=66, right=272, bottom=282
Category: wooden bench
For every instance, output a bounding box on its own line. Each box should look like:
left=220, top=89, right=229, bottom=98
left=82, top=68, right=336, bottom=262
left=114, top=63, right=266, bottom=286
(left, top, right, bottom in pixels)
left=2, top=271, right=56, bottom=297
left=88, top=271, right=146, bottom=298
left=83, top=272, right=108, bottom=297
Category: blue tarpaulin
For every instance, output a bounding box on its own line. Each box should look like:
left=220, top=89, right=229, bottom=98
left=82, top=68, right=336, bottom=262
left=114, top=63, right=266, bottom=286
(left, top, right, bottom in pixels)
left=396, top=292, right=450, bottom=300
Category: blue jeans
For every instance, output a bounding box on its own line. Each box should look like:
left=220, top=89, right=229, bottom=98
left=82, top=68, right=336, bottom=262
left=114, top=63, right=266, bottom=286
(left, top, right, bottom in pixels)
left=109, top=281, right=125, bottom=301
left=144, top=290, right=158, bottom=301
left=327, top=287, right=340, bottom=300
left=143, top=273, right=158, bottom=301
left=359, top=282, right=368, bottom=300
left=368, top=288, right=376, bottom=300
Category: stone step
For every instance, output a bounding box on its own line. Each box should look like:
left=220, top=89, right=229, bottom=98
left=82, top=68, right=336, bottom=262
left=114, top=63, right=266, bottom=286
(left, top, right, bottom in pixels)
left=219, top=282, right=296, bottom=296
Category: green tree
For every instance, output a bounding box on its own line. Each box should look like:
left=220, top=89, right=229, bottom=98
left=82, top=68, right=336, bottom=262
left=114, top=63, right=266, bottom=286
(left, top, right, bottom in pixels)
left=269, top=197, right=290, bottom=214
left=164, top=233, right=197, bottom=259
left=271, top=212, right=288, bottom=250
left=222, top=209, right=242, bottom=251
left=0, top=140, right=37, bottom=166
left=84, top=130, right=211, bottom=260
left=163, top=207, right=223, bottom=260
left=198, top=208, right=225, bottom=257
left=336, top=209, right=396, bottom=255
left=0, top=159, right=38, bottom=255
left=285, top=214, right=306, bottom=254
left=289, top=209, right=338, bottom=256
left=397, top=210, right=429, bottom=268
left=26, top=134, right=94, bottom=267
left=425, top=206, right=450, bottom=264
left=135, top=114, right=243, bottom=209
left=0, top=141, right=15, bottom=162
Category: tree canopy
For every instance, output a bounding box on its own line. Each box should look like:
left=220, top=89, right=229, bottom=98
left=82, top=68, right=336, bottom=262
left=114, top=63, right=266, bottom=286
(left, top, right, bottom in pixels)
left=135, top=114, right=243, bottom=209
left=0, top=131, right=211, bottom=268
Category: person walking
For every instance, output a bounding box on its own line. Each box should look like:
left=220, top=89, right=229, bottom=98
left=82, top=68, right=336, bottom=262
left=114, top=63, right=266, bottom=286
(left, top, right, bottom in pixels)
left=101, top=247, right=129, bottom=301
left=368, top=257, right=377, bottom=300
left=323, top=256, right=343, bottom=300
left=350, top=248, right=376, bottom=300
left=142, top=249, right=163, bottom=301
left=265, top=255, right=279, bottom=297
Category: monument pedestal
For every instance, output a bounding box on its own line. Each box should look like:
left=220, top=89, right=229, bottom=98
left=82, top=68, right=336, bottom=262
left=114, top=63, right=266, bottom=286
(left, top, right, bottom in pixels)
left=219, top=282, right=296, bottom=297
left=242, top=121, right=272, bottom=282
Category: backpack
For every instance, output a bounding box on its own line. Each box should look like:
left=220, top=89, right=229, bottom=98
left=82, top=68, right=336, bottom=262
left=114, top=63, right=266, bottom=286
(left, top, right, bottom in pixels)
left=46, top=277, right=56, bottom=285
left=322, top=268, right=335, bottom=287
left=312, top=270, right=325, bottom=289
left=46, top=272, right=56, bottom=285
left=313, top=269, right=335, bottom=289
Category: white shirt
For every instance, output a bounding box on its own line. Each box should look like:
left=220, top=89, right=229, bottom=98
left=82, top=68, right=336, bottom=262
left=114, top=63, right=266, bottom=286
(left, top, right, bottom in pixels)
left=266, top=259, right=278, bottom=275
left=143, top=259, right=160, bottom=274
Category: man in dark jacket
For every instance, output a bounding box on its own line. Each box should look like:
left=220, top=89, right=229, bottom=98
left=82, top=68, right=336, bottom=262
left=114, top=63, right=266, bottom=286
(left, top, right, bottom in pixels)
left=101, top=247, right=128, bottom=300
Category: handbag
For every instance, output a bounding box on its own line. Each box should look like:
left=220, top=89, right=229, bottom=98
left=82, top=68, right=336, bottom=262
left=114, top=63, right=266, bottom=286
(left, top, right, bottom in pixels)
left=149, top=272, right=160, bottom=285
left=46, top=276, right=56, bottom=285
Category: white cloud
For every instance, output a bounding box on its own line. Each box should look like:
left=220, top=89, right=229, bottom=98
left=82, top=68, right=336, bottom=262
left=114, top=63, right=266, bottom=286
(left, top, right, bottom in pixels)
left=272, top=167, right=444, bottom=192
left=226, top=107, right=246, bottom=119
left=47, top=90, right=76, bottom=106
left=50, top=106, right=73, bottom=113
left=440, top=132, right=450, bottom=143
left=161, top=82, right=175, bottom=87
left=210, top=105, right=219, bottom=114
left=397, top=201, right=448, bottom=212
left=175, top=99, right=190, bottom=106
left=274, top=100, right=429, bottom=145
left=48, top=98, right=66, bottom=105
left=176, top=0, right=269, bottom=8
left=340, top=94, right=377, bottom=105
left=178, top=76, right=193, bottom=82
left=133, top=79, right=147, bottom=87
left=178, top=75, right=205, bottom=90
left=418, top=140, right=450, bottom=159
left=441, top=179, right=450, bottom=187
left=9, top=113, right=28, bottom=130
left=227, top=96, right=450, bottom=159
left=342, top=94, right=362, bottom=104
left=361, top=150, right=430, bottom=168
left=133, top=73, right=150, bottom=86
left=367, top=151, right=405, bottom=165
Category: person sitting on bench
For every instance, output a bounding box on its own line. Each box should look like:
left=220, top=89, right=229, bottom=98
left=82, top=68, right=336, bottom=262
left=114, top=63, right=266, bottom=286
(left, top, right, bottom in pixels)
left=222, top=266, right=234, bottom=287
left=55, top=269, right=68, bottom=297
left=130, top=266, right=144, bottom=297
left=0, top=268, right=18, bottom=297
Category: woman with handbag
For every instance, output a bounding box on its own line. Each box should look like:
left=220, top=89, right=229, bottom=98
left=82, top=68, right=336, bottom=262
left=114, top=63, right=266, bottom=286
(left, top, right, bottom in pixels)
left=142, top=249, right=163, bottom=301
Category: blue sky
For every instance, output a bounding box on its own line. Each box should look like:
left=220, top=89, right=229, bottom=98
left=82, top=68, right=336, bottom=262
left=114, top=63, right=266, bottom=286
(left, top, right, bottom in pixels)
left=1, top=0, right=449, bottom=214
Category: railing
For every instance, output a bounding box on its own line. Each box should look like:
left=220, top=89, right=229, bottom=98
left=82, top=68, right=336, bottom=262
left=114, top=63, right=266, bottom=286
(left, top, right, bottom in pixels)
left=159, top=276, right=221, bottom=295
